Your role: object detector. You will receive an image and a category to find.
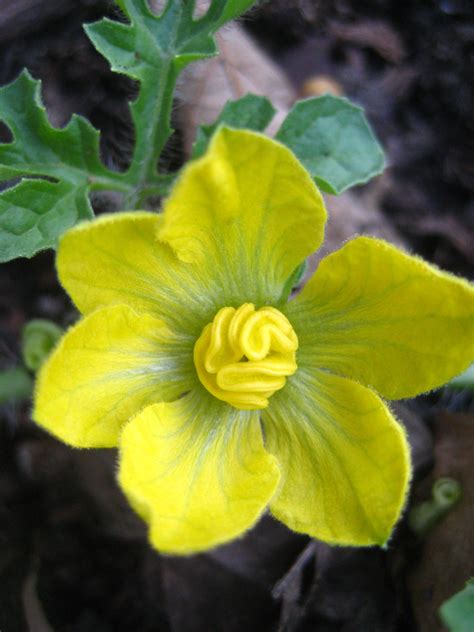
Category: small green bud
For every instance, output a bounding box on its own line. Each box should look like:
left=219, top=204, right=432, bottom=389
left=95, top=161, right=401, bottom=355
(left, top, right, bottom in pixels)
left=409, top=477, right=462, bottom=537
left=21, top=319, right=63, bottom=372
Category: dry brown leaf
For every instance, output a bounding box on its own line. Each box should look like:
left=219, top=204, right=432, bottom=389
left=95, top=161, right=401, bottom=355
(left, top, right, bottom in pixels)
left=330, top=19, right=406, bottom=64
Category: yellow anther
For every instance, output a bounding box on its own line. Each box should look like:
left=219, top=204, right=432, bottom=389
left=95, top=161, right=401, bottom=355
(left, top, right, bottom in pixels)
left=205, top=307, right=239, bottom=373
left=194, top=304, right=298, bottom=410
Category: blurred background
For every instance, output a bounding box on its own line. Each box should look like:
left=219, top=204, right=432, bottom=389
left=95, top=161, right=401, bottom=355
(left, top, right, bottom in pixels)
left=0, top=1, right=473, bottom=630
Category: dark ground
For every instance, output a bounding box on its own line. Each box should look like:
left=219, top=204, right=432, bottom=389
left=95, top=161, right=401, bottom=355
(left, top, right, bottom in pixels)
left=0, top=1, right=473, bottom=631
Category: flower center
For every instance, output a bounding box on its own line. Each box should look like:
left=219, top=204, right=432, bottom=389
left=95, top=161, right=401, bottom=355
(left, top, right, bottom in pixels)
left=194, top=303, right=298, bottom=410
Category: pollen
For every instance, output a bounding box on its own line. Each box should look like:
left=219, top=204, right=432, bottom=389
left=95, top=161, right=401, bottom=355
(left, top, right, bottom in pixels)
left=194, top=303, right=298, bottom=410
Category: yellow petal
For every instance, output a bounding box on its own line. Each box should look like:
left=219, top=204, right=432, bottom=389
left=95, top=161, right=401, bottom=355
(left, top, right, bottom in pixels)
left=159, top=128, right=327, bottom=306
left=118, top=390, right=280, bottom=554
left=33, top=305, right=195, bottom=448
left=287, top=237, right=474, bottom=399
left=57, top=212, right=220, bottom=335
left=263, top=368, right=410, bottom=546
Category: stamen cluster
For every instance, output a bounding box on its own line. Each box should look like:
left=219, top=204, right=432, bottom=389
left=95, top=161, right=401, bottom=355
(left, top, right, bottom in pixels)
left=194, top=303, right=298, bottom=409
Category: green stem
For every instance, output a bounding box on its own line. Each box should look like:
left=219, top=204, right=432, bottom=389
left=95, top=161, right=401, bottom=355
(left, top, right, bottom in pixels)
left=88, top=174, right=134, bottom=194
left=136, top=175, right=176, bottom=206
left=146, top=67, right=178, bottom=183
left=124, top=61, right=179, bottom=209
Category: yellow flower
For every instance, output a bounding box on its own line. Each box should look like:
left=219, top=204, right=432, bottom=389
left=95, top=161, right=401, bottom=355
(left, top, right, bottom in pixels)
left=33, top=129, right=474, bottom=554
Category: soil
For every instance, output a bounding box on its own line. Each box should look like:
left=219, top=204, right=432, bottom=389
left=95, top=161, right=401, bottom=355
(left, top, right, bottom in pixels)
left=0, top=2, right=473, bottom=631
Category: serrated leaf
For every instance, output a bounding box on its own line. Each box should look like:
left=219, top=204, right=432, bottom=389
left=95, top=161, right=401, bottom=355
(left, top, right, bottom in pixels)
left=93, top=0, right=256, bottom=73
left=276, top=95, right=385, bottom=194
left=0, top=179, right=92, bottom=262
left=0, top=71, right=108, bottom=182
left=0, top=1, right=259, bottom=260
left=204, top=0, right=256, bottom=27
left=0, top=70, right=127, bottom=261
left=85, top=0, right=258, bottom=187
left=192, top=93, right=276, bottom=159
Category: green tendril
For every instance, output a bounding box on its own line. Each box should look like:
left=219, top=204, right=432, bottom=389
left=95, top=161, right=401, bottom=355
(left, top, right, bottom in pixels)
left=22, top=319, right=63, bottom=372
left=409, top=477, right=462, bottom=538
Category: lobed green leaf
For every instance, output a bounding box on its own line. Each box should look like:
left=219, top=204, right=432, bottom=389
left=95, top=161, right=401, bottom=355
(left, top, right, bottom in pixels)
left=0, top=70, right=128, bottom=262
left=0, top=71, right=108, bottom=181
left=0, top=1, right=258, bottom=261
left=0, top=179, right=91, bottom=262
left=276, top=94, right=385, bottom=194
left=85, top=0, right=259, bottom=190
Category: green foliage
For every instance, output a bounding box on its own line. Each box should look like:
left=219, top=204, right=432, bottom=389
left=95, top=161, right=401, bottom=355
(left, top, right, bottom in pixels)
left=85, top=0, right=257, bottom=192
left=440, top=580, right=474, bottom=632
left=0, top=0, right=257, bottom=262
left=0, top=366, right=33, bottom=404
left=409, top=477, right=462, bottom=537
left=192, top=94, right=276, bottom=159
left=22, top=319, right=63, bottom=372
left=0, top=71, right=129, bottom=262
left=0, top=0, right=386, bottom=263
left=276, top=95, right=385, bottom=194
left=212, top=0, right=257, bottom=24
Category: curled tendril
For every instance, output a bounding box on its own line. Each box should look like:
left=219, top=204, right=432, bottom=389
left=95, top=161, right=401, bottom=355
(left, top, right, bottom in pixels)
left=409, top=477, right=462, bottom=537
left=22, top=319, right=63, bottom=372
